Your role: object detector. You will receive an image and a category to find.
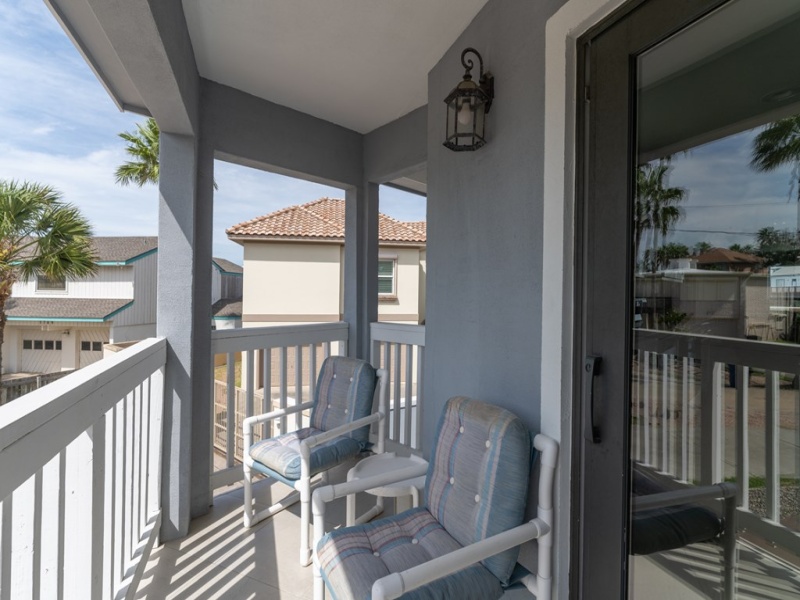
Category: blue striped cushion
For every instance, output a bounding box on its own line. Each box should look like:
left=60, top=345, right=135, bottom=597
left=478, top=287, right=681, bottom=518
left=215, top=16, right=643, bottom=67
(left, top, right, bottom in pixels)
left=310, top=357, right=377, bottom=445
left=425, top=397, right=532, bottom=585
left=249, top=427, right=363, bottom=481
left=316, top=507, right=503, bottom=600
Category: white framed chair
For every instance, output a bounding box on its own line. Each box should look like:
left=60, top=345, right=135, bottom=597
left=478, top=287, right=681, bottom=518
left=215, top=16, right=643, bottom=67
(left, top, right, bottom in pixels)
left=243, top=355, right=387, bottom=566
left=312, top=396, right=559, bottom=600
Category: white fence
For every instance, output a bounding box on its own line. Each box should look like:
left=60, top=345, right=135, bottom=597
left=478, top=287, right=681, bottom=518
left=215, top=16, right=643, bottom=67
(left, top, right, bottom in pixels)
left=633, top=330, right=800, bottom=553
left=0, top=337, right=165, bottom=600
left=210, top=322, right=349, bottom=489
left=370, top=323, right=425, bottom=453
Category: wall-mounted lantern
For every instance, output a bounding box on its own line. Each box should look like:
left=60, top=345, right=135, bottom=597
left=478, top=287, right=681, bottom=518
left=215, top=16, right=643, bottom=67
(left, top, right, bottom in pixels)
left=443, top=47, right=494, bottom=151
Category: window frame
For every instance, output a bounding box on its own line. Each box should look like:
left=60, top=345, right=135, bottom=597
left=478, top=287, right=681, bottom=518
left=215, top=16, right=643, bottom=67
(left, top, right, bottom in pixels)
left=36, top=274, right=67, bottom=293
left=377, top=258, right=397, bottom=298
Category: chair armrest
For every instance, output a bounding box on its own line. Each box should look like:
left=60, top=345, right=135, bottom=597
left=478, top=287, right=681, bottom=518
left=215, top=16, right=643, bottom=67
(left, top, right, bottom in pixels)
left=299, top=412, right=383, bottom=458
left=312, top=461, right=429, bottom=510
left=633, top=482, right=737, bottom=512
left=371, top=518, right=551, bottom=600
left=243, top=400, right=315, bottom=432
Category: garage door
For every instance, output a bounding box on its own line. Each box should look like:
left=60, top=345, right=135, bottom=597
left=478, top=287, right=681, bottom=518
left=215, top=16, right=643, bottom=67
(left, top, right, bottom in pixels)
left=20, top=330, right=63, bottom=374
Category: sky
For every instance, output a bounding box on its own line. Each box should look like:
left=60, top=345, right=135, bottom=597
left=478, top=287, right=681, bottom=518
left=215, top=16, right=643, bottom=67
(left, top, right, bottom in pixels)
left=0, top=0, right=425, bottom=264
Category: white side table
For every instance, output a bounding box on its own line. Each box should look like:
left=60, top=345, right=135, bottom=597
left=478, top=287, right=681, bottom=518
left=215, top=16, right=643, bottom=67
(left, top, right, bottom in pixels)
left=346, top=452, right=428, bottom=526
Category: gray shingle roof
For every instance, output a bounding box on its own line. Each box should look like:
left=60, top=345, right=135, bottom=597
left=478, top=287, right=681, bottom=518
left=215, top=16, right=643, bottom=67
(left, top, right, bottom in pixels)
left=212, top=298, right=242, bottom=318
left=6, top=297, right=133, bottom=321
left=212, top=257, right=243, bottom=274
left=92, top=237, right=158, bottom=263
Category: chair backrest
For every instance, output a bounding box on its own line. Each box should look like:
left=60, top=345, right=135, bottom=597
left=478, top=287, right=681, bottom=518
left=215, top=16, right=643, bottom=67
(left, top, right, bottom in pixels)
left=425, top=396, right=532, bottom=586
left=309, top=356, right=377, bottom=443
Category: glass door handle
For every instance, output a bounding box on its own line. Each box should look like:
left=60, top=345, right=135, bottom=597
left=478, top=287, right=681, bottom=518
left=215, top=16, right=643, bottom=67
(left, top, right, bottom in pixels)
left=584, top=355, right=602, bottom=443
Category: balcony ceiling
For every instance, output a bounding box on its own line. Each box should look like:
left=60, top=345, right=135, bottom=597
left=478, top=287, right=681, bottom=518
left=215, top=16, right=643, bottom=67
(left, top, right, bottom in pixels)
left=189, top=0, right=489, bottom=135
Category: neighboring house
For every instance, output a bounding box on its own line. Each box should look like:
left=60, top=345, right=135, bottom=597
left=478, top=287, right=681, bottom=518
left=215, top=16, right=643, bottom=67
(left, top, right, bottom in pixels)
left=1, top=237, right=242, bottom=375
left=227, top=197, right=426, bottom=327
left=211, top=257, right=243, bottom=330
left=695, top=247, right=762, bottom=272
left=769, top=265, right=800, bottom=289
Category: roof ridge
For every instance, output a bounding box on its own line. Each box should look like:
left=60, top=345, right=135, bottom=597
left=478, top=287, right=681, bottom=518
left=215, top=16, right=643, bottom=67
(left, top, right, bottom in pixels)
left=298, top=197, right=346, bottom=233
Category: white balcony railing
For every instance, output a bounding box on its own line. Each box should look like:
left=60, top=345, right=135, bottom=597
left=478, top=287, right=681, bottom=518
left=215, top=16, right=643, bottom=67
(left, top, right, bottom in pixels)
left=210, top=322, right=349, bottom=488
left=370, top=322, right=426, bottom=453
left=0, top=337, right=166, bottom=600
left=633, top=330, right=800, bottom=554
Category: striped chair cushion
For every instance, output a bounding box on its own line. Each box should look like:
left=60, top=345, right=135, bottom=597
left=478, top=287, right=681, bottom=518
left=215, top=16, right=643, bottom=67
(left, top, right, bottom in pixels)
left=316, top=507, right=504, bottom=600
left=425, top=397, right=532, bottom=585
left=310, top=357, right=377, bottom=444
left=248, top=427, right=363, bottom=481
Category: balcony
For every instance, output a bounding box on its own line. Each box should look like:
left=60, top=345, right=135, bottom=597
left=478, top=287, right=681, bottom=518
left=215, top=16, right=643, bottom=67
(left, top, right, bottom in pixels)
left=2, top=324, right=800, bottom=598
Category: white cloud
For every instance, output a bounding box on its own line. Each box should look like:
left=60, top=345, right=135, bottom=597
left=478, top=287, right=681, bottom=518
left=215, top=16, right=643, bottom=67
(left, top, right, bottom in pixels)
left=31, top=125, right=55, bottom=136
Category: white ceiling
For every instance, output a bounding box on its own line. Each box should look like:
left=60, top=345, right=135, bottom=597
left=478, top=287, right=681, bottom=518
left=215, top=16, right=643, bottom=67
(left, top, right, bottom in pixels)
left=182, top=0, right=490, bottom=134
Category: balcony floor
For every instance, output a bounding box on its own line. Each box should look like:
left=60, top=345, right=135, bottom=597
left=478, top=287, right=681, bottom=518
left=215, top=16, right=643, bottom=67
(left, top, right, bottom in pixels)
left=133, top=466, right=800, bottom=599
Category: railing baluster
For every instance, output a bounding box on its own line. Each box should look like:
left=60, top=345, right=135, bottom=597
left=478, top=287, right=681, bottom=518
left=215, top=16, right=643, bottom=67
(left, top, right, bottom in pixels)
left=383, top=342, right=392, bottom=441
left=57, top=450, right=66, bottom=600
left=688, top=357, right=697, bottom=483
left=766, top=370, right=780, bottom=521
left=246, top=350, right=255, bottom=455
left=736, top=366, right=749, bottom=509
left=633, top=349, right=640, bottom=462
left=309, top=344, right=317, bottom=423
left=661, top=353, right=668, bottom=472
left=280, top=347, right=288, bottom=435
left=643, top=351, right=651, bottom=466
left=131, top=387, right=139, bottom=554
left=33, top=470, right=42, bottom=599
left=404, top=344, right=413, bottom=446
left=415, top=346, right=424, bottom=450
left=295, top=345, right=303, bottom=431
left=262, top=348, right=272, bottom=439
left=225, top=354, right=235, bottom=468
left=91, top=416, right=106, bottom=600
left=393, top=343, right=401, bottom=444
left=681, top=357, right=689, bottom=482
left=1, top=496, right=13, bottom=600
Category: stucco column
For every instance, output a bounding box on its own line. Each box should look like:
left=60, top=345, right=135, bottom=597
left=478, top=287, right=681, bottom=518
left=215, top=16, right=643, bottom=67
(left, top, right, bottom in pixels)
left=344, top=183, right=379, bottom=359
left=157, top=132, right=214, bottom=541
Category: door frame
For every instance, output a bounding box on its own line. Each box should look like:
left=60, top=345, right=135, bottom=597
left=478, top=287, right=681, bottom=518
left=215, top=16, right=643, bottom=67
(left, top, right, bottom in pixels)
left=570, top=0, right=731, bottom=597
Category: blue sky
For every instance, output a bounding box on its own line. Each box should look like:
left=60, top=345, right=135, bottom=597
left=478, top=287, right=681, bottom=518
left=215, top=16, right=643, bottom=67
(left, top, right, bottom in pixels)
left=0, top=1, right=425, bottom=264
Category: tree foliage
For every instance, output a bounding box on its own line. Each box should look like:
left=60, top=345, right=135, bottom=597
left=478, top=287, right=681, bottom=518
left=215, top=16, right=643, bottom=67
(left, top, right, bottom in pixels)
left=0, top=180, right=97, bottom=374
left=755, top=226, right=800, bottom=266
left=114, top=118, right=160, bottom=187
left=634, top=160, right=687, bottom=271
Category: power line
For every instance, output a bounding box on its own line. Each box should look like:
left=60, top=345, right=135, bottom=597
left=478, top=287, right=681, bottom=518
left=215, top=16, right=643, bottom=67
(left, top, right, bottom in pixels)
left=672, top=228, right=758, bottom=235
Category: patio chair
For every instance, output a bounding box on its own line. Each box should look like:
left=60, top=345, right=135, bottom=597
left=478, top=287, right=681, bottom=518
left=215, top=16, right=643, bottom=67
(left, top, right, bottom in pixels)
left=243, top=355, right=387, bottom=566
left=312, top=396, right=559, bottom=600
left=631, top=464, right=737, bottom=600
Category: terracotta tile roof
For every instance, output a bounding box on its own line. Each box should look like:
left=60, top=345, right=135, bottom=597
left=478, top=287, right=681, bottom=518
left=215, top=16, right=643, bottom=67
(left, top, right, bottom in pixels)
left=5, top=297, right=133, bottom=321
left=696, top=247, right=761, bottom=265
left=227, top=198, right=426, bottom=245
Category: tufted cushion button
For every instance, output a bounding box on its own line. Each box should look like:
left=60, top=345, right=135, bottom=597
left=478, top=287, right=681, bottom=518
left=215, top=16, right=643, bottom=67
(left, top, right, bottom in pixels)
left=449, top=477, right=455, bottom=485
left=475, top=495, right=480, bottom=503
left=350, top=377, right=354, bottom=382
left=344, top=408, right=348, bottom=414
left=459, top=426, right=465, bottom=434
left=412, top=538, right=419, bottom=545
left=485, top=440, right=491, bottom=448
left=333, top=373, right=337, bottom=378
left=373, top=551, right=380, bottom=557
left=327, top=404, right=331, bottom=409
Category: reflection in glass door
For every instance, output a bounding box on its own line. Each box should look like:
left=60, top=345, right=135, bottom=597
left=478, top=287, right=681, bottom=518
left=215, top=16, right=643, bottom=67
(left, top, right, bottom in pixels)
left=629, top=1, right=800, bottom=598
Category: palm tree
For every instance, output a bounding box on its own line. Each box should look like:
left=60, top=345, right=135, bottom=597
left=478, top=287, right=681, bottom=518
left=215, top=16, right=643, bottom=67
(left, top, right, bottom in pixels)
left=0, top=180, right=97, bottom=375
left=634, top=160, right=686, bottom=272
left=751, top=115, right=800, bottom=232
left=115, top=118, right=160, bottom=187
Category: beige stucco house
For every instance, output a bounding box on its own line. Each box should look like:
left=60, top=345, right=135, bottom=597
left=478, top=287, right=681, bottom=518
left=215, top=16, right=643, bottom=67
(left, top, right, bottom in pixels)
left=227, top=198, right=426, bottom=327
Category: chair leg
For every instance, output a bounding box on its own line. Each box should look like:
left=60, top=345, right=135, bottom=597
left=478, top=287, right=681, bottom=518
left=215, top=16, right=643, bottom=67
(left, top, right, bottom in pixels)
left=243, top=463, right=255, bottom=528
left=300, top=478, right=313, bottom=566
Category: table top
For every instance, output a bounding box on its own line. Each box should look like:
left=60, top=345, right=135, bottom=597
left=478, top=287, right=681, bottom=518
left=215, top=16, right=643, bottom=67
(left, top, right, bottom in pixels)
left=348, top=452, right=428, bottom=497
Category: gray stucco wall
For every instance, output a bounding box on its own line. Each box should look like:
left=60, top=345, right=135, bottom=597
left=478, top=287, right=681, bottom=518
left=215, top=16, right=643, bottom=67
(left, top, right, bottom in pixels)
left=424, top=0, right=566, bottom=449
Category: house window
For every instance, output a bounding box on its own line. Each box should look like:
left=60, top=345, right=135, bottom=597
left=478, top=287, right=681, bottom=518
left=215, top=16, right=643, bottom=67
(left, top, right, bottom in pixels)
left=378, top=259, right=396, bottom=296
left=37, top=274, right=66, bottom=291
left=56, top=341, right=62, bottom=350
left=82, top=341, right=102, bottom=352
left=93, top=341, right=102, bottom=352
left=34, top=340, right=43, bottom=350
left=23, top=340, right=32, bottom=350
left=81, top=341, right=91, bottom=351
left=44, top=340, right=54, bottom=350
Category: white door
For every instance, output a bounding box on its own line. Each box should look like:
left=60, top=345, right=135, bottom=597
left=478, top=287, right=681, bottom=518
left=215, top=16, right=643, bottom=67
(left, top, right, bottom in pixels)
left=79, top=329, right=109, bottom=368
left=19, top=329, right=63, bottom=373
